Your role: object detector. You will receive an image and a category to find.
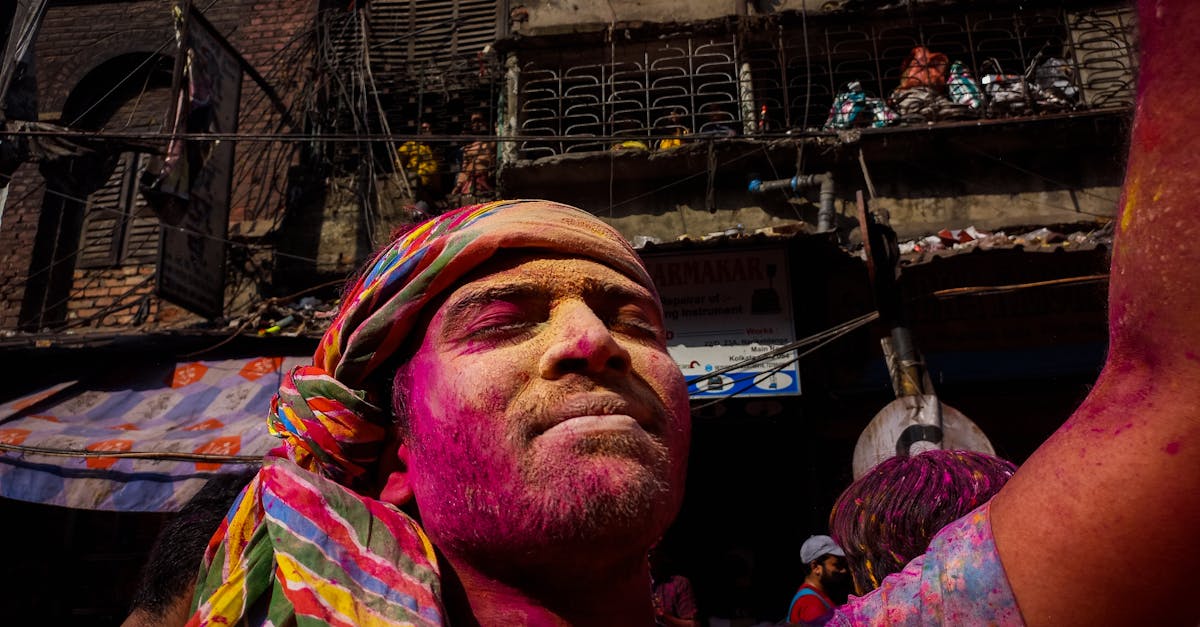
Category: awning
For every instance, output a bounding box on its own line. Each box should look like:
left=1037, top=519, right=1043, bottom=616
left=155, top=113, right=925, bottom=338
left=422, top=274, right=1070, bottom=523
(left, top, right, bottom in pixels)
left=0, top=355, right=308, bottom=511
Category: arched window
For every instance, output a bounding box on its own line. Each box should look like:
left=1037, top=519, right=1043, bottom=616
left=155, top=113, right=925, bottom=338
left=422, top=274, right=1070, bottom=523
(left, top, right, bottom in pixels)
left=19, top=52, right=172, bottom=330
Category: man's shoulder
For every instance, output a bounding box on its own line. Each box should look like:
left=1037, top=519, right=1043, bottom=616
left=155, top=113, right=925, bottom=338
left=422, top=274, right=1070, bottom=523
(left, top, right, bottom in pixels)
left=832, top=503, right=1023, bottom=626
left=790, top=584, right=834, bottom=622
left=793, top=585, right=830, bottom=604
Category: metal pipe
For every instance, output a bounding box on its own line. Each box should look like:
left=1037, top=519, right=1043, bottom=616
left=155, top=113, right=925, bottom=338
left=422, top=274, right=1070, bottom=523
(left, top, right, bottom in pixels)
left=817, top=172, right=836, bottom=233
left=747, top=171, right=836, bottom=232
left=889, top=325, right=924, bottom=397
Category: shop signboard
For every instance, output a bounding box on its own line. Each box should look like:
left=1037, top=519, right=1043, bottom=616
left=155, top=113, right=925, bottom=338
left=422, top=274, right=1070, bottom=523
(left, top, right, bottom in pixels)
left=154, top=8, right=240, bottom=318
left=644, top=247, right=800, bottom=397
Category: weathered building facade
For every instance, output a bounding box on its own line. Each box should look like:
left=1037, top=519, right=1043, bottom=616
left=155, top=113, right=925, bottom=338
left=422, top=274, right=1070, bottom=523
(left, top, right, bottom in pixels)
left=499, top=0, right=1133, bottom=240
left=0, top=1, right=320, bottom=622
left=1, top=0, right=316, bottom=333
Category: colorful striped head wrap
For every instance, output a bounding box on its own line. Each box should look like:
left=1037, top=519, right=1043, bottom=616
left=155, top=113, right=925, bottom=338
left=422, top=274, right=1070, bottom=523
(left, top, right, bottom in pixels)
left=189, top=200, right=656, bottom=626
left=268, top=199, right=655, bottom=492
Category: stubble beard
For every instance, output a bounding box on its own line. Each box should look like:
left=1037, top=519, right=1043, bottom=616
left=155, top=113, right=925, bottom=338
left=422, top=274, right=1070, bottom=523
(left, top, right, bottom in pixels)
left=421, top=427, right=683, bottom=580
left=522, top=430, right=677, bottom=544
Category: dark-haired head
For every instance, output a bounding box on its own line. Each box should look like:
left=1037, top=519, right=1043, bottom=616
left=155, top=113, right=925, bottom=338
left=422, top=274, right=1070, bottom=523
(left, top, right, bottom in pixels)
left=829, top=449, right=1016, bottom=594
left=123, top=469, right=257, bottom=627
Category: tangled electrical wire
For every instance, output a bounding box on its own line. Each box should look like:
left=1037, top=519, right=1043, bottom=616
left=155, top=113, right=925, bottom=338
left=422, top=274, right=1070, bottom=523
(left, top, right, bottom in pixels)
left=687, top=310, right=879, bottom=410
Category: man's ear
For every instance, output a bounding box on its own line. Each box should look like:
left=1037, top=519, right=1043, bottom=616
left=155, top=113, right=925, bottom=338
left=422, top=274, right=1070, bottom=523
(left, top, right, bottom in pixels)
left=379, top=443, right=413, bottom=506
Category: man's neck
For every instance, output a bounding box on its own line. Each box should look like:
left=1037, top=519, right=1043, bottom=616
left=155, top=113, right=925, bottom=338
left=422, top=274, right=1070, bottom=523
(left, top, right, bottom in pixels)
left=440, top=551, right=657, bottom=627
left=804, top=574, right=828, bottom=596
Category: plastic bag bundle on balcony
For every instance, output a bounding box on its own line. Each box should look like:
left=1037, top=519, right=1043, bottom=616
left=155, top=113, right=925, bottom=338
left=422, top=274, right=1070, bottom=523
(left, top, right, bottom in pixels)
left=898, top=46, right=950, bottom=90
left=891, top=86, right=945, bottom=121
left=981, top=58, right=1031, bottom=115
left=824, top=81, right=898, bottom=130
left=1033, top=58, right=1079, bottom=109
left=890, top=49, right=981, bottom=123
left=947, top=61, right=984, bottom=110
left=982, top=55, right=1080, bottom=115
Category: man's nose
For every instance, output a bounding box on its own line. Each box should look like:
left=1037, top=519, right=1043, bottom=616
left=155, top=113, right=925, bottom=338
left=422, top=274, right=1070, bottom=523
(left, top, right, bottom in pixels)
left=538, top=301, right=632, bottom=378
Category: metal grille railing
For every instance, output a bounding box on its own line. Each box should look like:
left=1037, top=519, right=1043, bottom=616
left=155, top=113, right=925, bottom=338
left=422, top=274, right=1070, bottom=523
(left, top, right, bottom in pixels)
left=518, top=37, right=743, bottom=159
left=1068, top=7, right=1137, bottom=108
left=745, top=5, right=1135, bottom=130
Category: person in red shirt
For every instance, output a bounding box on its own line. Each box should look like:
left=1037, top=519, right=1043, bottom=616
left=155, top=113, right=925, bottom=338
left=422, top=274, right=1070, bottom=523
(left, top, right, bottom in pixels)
left=787, top=535, right=848, bottom=625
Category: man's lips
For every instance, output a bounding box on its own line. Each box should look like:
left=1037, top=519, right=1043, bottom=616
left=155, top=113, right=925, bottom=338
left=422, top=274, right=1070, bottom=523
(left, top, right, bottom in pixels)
left=532, top=392, right=654, bottom=437
left=540, top=414, right=642, bottom=439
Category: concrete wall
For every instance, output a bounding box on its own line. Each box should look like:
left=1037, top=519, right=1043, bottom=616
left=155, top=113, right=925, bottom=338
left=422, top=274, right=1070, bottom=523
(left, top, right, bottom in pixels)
left=512, top=0, right=840, bottom=35
left=514, top=0, right=736, bottom=35
left=591, top=188, right=1118, bottom=244
left=500, top=122, right=1126, bottom=243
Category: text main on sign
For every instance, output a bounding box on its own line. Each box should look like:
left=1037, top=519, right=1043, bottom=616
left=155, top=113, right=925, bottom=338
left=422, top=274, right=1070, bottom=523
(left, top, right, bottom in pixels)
left=645, top=248, right=800, bottom=397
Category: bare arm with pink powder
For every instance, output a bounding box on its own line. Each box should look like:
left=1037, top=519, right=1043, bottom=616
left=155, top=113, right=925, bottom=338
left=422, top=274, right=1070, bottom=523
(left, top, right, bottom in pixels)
left=989, top=1, right=1200, bottom=625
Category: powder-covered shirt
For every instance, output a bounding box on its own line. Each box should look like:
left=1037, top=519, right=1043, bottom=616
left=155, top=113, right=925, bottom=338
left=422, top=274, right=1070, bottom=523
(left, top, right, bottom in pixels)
left=828, top=502, right=1024, bottom=626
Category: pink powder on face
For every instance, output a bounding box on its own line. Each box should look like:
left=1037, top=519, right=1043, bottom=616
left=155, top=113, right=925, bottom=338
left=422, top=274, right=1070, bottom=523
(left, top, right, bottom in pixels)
left=390, top=254, right=690, bottom=575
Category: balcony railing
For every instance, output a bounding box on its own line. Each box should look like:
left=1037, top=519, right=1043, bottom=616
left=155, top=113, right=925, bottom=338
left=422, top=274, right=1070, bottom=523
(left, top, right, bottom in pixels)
left=513, top=4, right=1136, bottom=160
left=518, top=36, right=744, bottom=160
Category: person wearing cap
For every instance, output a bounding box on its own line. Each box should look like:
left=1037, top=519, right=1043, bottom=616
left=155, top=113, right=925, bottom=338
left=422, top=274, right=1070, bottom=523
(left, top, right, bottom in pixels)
left=786, top=535, right=848, bottom=625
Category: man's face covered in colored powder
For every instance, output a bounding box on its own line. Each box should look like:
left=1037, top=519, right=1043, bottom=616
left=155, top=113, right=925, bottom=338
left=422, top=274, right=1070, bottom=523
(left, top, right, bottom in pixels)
left=392, top=252, right=691, bottom=571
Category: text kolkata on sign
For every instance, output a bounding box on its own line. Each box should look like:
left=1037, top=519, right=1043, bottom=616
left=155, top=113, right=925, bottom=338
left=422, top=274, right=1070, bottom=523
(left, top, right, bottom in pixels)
left=644, top=248, right=800, bottom=397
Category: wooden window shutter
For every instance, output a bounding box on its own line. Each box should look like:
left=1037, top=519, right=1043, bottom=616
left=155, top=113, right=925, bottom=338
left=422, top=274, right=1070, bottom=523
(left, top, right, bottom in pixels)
left=121, top=154, right=160, bottom=264
left=77, top=153, right=160, bottom=268
left=452, top=0, right=497, bottom=58
left=77, top=154, right=131, bottom=268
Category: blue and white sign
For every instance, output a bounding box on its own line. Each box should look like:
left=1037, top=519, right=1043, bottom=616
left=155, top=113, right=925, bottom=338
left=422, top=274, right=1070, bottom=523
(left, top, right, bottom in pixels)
left=644, top=248, right=800, bottom=397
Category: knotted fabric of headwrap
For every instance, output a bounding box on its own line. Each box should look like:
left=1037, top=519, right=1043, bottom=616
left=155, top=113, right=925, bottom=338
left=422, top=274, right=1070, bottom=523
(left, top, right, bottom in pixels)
left=188, top=200, right=658, bottom=626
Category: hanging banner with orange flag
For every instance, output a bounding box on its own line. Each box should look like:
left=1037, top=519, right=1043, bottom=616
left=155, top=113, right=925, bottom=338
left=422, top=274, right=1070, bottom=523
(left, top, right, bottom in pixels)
left=0, top=355, right=306, bottom=511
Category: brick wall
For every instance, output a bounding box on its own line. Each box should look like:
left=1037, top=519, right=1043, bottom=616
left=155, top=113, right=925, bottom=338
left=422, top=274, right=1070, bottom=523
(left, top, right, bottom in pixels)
left=0, top=161, right=47, bottom=330
left=206, top=0, right=317, bottom=224
left=0, top=0, right=319, bottom=332
left=66, top=264, right=155, bottom=326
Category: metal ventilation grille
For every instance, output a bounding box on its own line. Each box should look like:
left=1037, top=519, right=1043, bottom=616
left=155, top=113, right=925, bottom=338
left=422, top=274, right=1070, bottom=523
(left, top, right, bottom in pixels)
left=370, top=0, right=497, bottom=74
left=318, top=1, right=502, bottom=175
